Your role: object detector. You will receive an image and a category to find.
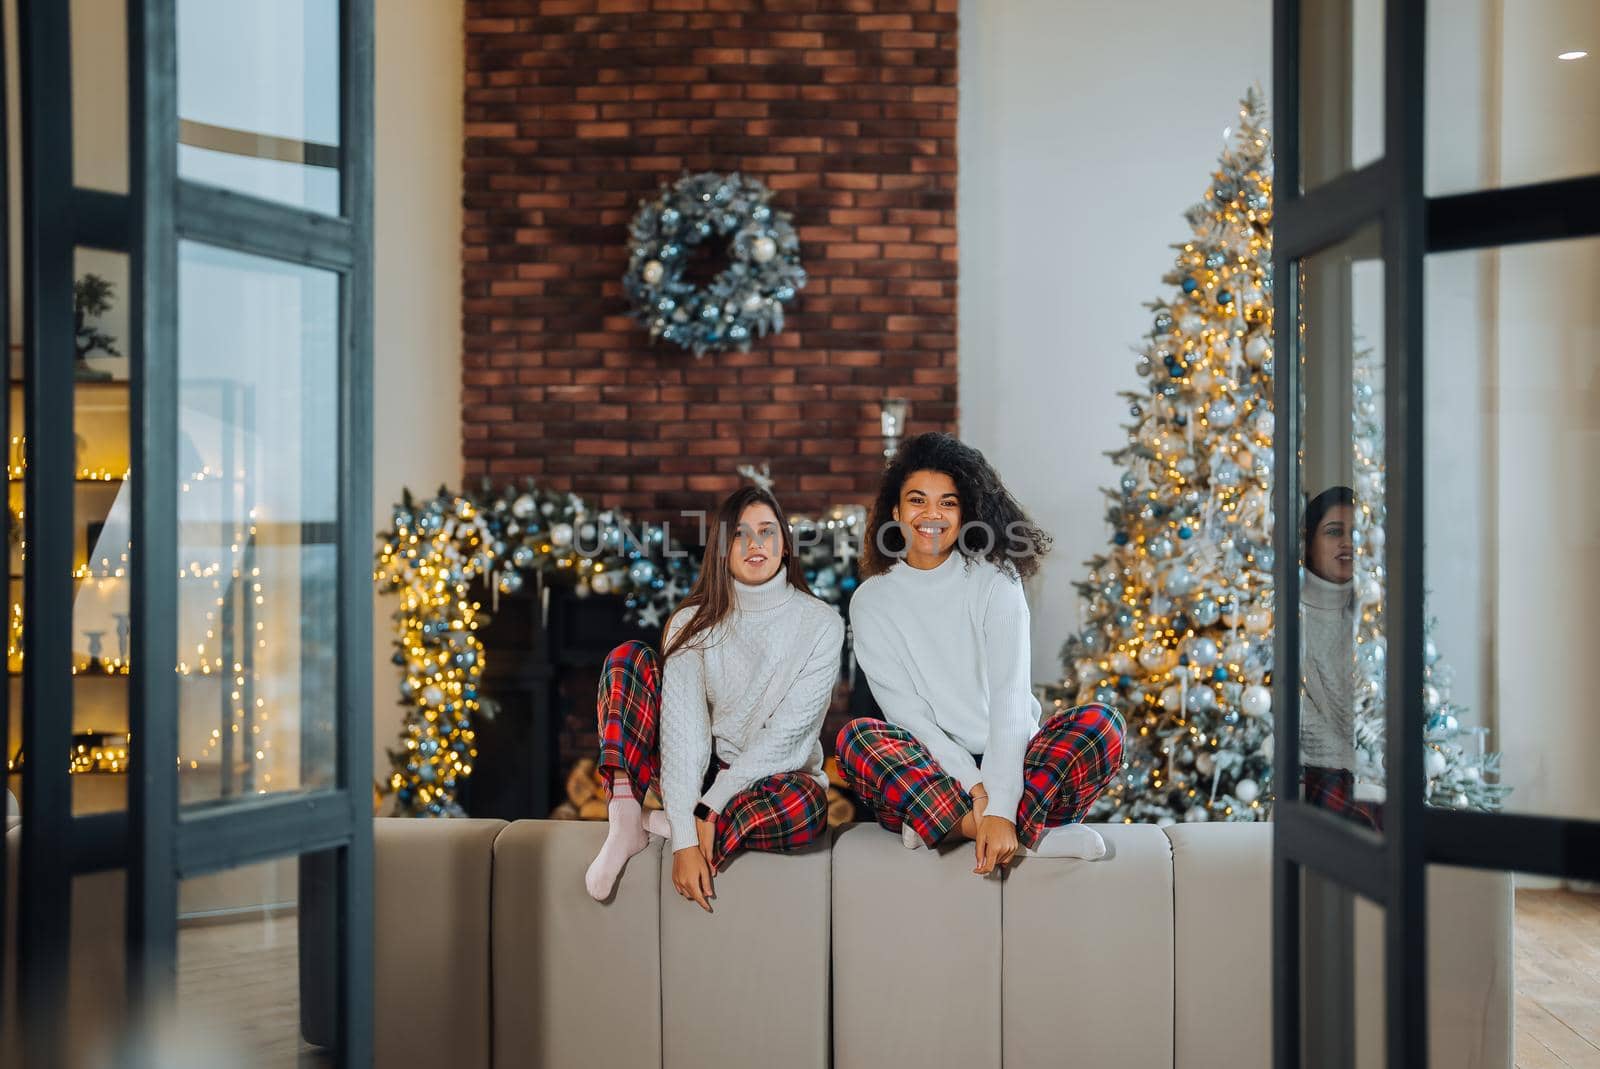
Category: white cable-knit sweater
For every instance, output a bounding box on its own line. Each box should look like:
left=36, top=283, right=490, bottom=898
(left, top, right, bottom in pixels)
left=847, top=550, right=1042, bottom=821
left=659, top=569, right=844, bottom=853
left=1300, top=569, right=1356, bottom=770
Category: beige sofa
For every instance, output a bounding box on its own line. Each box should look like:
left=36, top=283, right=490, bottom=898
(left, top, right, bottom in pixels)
left=379, top=818, right=1514, bottom=1069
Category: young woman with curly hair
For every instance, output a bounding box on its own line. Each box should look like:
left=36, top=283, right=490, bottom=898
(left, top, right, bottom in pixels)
left=836, top=432, right=1126, bottom=874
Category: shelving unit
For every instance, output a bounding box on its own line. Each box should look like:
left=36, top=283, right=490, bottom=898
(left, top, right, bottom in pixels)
left=6, top=366, right=265, bottom=814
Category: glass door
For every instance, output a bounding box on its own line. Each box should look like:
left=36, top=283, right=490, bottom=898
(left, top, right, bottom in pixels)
left=1273, top=1, right=1600, bottom=1066
left=1272, top=0, right=1423, bottom=1065
left=5, top=1, right=374, bottom=1064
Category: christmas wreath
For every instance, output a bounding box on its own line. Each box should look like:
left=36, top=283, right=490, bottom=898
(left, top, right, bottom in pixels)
left=623, top=171, right=806, bottom=357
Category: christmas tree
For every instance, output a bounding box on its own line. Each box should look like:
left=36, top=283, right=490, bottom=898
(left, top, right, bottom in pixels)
left=1052, top=91, right=1507, bottom=824
left=1053, top=91, right=1277, bottom=825
left=1346, top=350, right=1509, bottom=810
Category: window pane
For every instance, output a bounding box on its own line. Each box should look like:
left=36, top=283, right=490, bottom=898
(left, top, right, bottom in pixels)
left=70, top=247, right=133, bottom=816
left=177, top=0, right=341, bottom=215
left=1296, top=225, right=1389, bottom=834
left=1300, top=869, right=1387, bottom=1068
left=1426, top=0, right=1600, bottom=196
left=174, top=851, right=336, bottom=1066
left=1300, top=0, right=1386, bottom=190
left=1422, top=235, right=1600, bottom=823
left=71, top=0, right=129, bottom=193
left=177, top=242, right=339, bottom=806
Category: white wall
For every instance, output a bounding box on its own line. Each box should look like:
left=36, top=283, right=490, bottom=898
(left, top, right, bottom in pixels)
left=370, top=0, right=464, bottom=790
left=958, top=0, right=1271, bottom=686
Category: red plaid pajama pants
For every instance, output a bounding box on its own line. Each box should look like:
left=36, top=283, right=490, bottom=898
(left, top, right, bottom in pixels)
left=1301, top=765, right=1384, bottom=831
left=596, top=640, right=827, bottom=867
left=835, top=703, right=1126, bottom=849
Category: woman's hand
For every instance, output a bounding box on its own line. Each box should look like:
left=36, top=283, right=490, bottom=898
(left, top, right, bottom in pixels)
left=695, top=814, right=718, bottom=873
left=672, top=846, right=715, bottom=912
left=973, top=815, right=1018, bottom=875
left=970, top=784, right=989, bottom=823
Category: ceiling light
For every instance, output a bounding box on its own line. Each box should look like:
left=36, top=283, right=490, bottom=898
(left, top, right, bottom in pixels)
left=1557, top=50, right=1588, bottom=60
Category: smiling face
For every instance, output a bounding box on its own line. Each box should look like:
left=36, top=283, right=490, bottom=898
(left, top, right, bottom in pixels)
left=1307, top=503, right=1355, bottom=584
left=727, top=502, right=785, bottom=585
left=892, top=469, right=961, bottom=567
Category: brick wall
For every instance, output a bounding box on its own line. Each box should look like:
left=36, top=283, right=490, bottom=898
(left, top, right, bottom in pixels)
left=461, top=0, right=959, bottom=525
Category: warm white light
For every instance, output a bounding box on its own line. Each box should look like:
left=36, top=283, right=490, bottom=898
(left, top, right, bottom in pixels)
left=1557, top=50, right=1588, bottom=60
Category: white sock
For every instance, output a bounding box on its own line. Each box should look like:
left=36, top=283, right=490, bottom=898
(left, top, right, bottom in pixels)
left=1020, top=824, right=1107, bottom=860
left=901, top=822, right=924, bottom=850
left=584, top=774, right=650, bottom=900
left=644, top=808, right=670, bottom=840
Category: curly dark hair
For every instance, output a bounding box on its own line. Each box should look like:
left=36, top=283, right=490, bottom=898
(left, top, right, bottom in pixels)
left=860, top=431, right=1052, bottom=580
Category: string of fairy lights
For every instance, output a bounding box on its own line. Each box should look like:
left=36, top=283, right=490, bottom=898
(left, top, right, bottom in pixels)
left=7, top=448, right=276, bottom=786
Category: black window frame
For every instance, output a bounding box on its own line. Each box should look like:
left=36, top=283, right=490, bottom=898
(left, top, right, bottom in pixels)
left=6, top=1, right=375, bottom=1063
left=1271, top=2, right=1600, bottom=1066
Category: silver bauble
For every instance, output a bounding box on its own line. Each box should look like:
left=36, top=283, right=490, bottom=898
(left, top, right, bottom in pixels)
left=1241, top=685, right=1271, bottom=718
left=1186, top=636, right=1221, bottom=667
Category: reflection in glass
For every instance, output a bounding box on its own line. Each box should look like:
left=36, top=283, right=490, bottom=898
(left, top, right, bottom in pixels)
left=177, top=242, right=339, bottom=805
left=1299, top=0, right=1386, bottom=190
left=176, top=0, right=341, bottom=214
left=71, top=0, right=130, bottom=194
left=1300, top=869, right=1387, bottom=1067
left=70, top=249, right=134, bottom=815
left=174, top=852, right=333, bottom=1066
left=1297, top=227, right=1388, bottom=831
left=1300, top=486, right=1384, bottom=830
left=1423, top=236, right=1600, bottom=823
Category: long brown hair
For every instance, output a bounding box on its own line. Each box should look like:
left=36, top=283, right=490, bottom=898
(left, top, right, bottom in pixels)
left=660, top=485, right=812, bottom=661
left=860, top=431, right=1052, bottom=581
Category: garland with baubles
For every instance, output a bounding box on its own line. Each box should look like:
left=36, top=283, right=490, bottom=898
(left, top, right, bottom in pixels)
left=374, top=476, right=862, bottom=817
left=623, top=171, right=805, bottom=357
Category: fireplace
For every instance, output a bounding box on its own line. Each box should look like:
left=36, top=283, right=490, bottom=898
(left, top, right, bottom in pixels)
left=463, top=579, right=872, bottom=824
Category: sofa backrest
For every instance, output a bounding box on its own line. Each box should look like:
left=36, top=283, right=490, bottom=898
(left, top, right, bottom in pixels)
left=3, top=815, right=1511, bottom=1068
left=373, top=817, right=505, bottom=1069
left=471, top=819, right=1512, bottom=1069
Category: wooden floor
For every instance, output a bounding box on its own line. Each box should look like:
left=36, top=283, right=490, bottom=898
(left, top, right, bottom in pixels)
left=177, top=913, right=332, bottom=1068
left=1515, top=889, right=1600, bottom=1068
left=171, top=888, right=1600, bottom=1068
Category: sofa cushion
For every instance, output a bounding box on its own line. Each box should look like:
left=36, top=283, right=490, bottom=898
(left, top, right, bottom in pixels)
left=1165, top=821, right=1273, bottom=1069
left=374, top=817, right=504, bottom=1069
left=831, top=822, right=1002, bottom=1069
left=1002, top=824, right=1174, bottom=1068
left=659, top=837, right=831, bottom=1069
left=492, top=820, right=662, bottom=1069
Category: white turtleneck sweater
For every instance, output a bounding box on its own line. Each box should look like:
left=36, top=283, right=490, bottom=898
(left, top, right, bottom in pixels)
left=1300, top=569, right=1356, bottom=770
left=659, top=568, right=844, bottom=853
left=847, top=550, right=1041, bottom=822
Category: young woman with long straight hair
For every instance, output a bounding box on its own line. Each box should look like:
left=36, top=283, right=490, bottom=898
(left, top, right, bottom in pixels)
left=584, top=486, right=844, bottom=908
left=837, top=432, right=1126, bottom=875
